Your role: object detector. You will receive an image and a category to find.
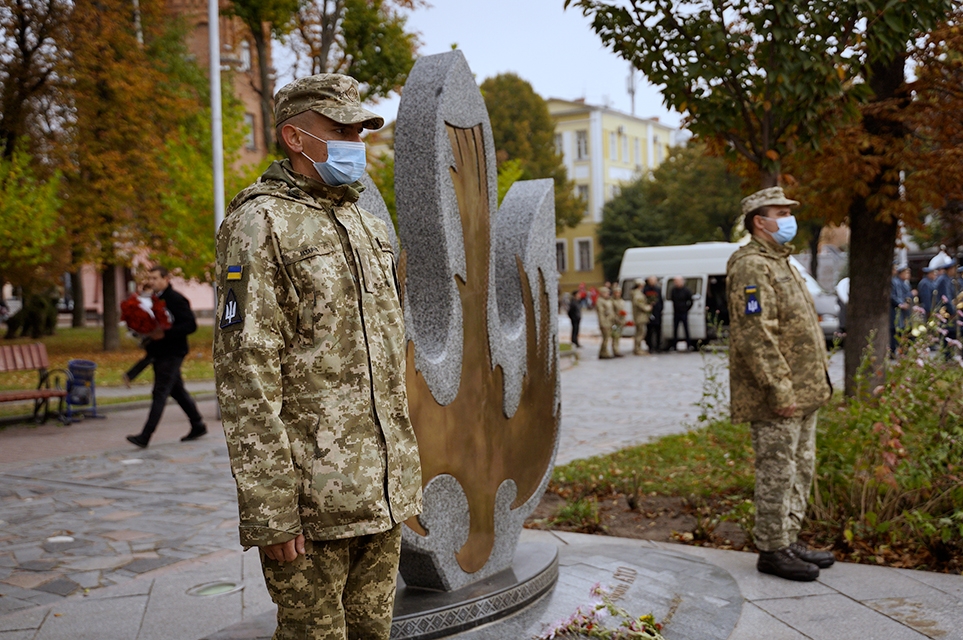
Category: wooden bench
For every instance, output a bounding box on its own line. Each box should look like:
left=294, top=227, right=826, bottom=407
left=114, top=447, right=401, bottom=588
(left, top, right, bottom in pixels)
left=0, top=343, right=69, bottom=424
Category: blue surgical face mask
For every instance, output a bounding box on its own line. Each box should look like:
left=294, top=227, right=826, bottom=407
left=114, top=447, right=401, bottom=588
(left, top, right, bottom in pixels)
left=769, top=215, right=798, bottom=244
left=297, top=127, right=366, bottom=186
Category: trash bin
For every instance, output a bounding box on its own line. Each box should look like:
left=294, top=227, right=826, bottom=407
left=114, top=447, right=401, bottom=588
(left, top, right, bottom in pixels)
left=66, top=359, right=101, bottom=421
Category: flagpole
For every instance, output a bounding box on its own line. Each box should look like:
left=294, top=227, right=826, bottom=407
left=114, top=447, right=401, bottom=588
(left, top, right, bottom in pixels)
left=208, top=0, right=225, bottom=233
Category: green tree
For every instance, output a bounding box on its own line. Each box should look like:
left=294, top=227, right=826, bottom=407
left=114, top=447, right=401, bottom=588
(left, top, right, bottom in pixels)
left=0, top=146, right=62, bottom=288
left=480, top=73, right=584, bottom=231
left=568, top=0, right=953, bottom=393
left=226, top=0, right=299, bottom=151
left=368, top=151, right=398, bottom=228
left=597, top=143, right=741, bottom=281
left=289, top=0, right=421, bottom=102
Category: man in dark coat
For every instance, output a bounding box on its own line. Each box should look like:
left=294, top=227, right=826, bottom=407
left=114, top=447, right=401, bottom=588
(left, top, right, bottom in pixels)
left=669, top=276, right=694, bottom=351
left=127, top=266, right=207, bottom=447
left=567, top=289, right=583, bottom=347
left=643, top=277, right=663, bottom=353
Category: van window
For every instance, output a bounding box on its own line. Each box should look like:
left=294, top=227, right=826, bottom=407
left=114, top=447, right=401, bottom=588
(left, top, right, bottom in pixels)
left=665, top=277, right=703, bottom=298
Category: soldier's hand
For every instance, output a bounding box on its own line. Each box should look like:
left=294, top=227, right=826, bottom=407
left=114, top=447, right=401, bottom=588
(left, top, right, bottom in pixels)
left=774, top=403, right=797, bottom=418
left=263, top=534, right=305, bottom=563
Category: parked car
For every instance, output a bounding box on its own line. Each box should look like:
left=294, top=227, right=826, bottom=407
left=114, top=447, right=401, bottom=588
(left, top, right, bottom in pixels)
left=789, top=256, right=841, bottom=344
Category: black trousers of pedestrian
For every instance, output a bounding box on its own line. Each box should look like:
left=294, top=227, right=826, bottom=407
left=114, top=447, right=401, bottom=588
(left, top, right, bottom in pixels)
left=646, top=321, right=661, bottom=353
left=672, top=314, right=691, bottom=349
left=570, top=318, right=581, bottom=347
left=139, top=355, right=204, bottom=441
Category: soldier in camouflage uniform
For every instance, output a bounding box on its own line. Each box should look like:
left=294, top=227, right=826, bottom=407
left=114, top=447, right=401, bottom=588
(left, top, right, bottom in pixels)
left=727, top=187, right=834, bottom=582
left=631, top=279, right=653, bottom=355
left=213, top=74, right=422, bottom=639
left=596, top=286, right=618, bottom=359
left=610, top=287, right=626, bottom=357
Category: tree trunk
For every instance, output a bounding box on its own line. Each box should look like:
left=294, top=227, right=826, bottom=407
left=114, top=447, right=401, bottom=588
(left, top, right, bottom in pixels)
left=809, top=223, right=822, bottom=284
left=71, top=269, right=85, bottom=328
left=842, top=50, right=906, bottom=396
left=101, top=266, right=120, bottom=351
left=252, top=28, right=275, bottom=154
left=843, top=205, right=897, bottom=396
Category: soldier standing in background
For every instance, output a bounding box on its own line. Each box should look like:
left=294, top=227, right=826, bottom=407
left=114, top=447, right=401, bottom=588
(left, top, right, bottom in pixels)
left=631, top=279, right=653, bottom=355
left=727, top=187, right=834, bottom=582
left=610, top=287, right=626, bottom=357
left=213, top=74, right=422, bottom=639
left=643, top=277, right=663, bottom=353
left=596, top=286, right=617, bottom=359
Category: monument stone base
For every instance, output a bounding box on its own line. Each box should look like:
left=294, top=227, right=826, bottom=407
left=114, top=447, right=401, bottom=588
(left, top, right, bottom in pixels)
left=391, top=542, right=558, bottom=639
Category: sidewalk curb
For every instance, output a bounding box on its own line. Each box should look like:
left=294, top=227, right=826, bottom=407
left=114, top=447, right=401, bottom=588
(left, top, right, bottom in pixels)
left=0, top=391, right=217, bottom=428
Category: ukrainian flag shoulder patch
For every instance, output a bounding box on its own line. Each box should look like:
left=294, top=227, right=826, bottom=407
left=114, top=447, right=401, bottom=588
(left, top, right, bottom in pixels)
left=226, top=265, right=243, bottom=281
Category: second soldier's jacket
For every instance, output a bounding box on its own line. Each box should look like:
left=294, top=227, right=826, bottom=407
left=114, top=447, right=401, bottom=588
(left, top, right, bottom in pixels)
left=596, top=297, right=618, bottom=333
left=213, top=160, right=422, bottom=548
left=631, top=288, right=653, bottom=326
left=726, top=238, right=831, bottom=423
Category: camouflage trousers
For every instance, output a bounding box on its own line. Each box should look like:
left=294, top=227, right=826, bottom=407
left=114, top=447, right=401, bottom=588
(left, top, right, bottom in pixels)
left=749, top=411, right=818, bottom=552
left=260, top=524, right=402, bottom=640
left=599, top=326, right=613, bottom=358
left=632, top=318, right=648, bottom=355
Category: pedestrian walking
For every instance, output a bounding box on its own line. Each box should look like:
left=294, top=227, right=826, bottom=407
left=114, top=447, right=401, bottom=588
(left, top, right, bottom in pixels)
left=631, top=279, right=653, bottom=355
left=611, top=287, right=626, bottom=357
left=567, top=289, right=583, bottom=348
left=212, top=74, right=422, bottom=640
left=669, top=276, right=693, bottom=351
left=126, top=266, right=207, bottom=447
left=727, top=186, right=834, bottom=582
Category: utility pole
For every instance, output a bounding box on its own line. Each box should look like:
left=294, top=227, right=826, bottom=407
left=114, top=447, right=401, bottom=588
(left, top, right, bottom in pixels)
left=626, top=65, right=636, bottom=116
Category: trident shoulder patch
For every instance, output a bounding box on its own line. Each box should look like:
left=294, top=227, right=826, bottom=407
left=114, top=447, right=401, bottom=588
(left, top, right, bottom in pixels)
left=219, top=288, right=243, bottom=330
left=744, top=285, right=761, bottom=315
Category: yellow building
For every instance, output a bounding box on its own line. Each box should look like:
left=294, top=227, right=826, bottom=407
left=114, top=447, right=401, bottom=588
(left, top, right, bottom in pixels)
left=548, top=98, right=679, bottom=293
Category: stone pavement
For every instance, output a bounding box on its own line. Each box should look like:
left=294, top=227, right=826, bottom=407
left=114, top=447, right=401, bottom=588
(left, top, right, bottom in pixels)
left=0, top=328, right=959, bottom=639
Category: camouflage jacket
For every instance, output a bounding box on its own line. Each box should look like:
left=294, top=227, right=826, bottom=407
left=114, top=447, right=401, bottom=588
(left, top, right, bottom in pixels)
left=213, top=160, right=422, bottom=547
left=596, top=298, right=618, bottom=331
left=726, top=238, right=831, bottom=423
left=631, top=289, right=653, bottom=325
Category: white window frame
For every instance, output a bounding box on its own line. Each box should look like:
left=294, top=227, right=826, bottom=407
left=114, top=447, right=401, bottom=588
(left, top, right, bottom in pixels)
left=243, top=113, right=256, bottom=150
left=576, top=130, right=588, bottom=160
left=240, top=40, right=252, bottom=72
left=622, top=136, right=629, bottom=164
left=555, top=239, right=567, bottom=273
left=576, top=185, right=589, bottom=216
left=609, top=132, right=617, bottom=160
left=554, top=133, right=563, bottom=158
left=575, top=237, right=594, bottom=272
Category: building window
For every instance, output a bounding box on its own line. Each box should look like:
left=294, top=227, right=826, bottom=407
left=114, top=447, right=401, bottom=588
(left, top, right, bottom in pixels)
left=609, top=185, right=620, bottom=200
left=634, top=138, right=640, bottom=165
left=654, top=135, right=662, bottom=164
left=609, top=132, right=617, bottom=160
left=244, top=113, right=256, bottom=150
left=554, top=133, right=563, bottom=158
left=240, top=40, right=252, bottom=72
left=622, top=136, right=629, bottom=163
left=576, top=238, right=593, bottom=272
left=555, top=240, right=567, bottom=273
left=576, top=185, right=589, bottom=216
left=576, top=130, right=588, bottom=159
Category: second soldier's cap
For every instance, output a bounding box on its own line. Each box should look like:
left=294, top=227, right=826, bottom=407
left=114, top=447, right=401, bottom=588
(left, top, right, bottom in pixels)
left=274, top=74, right=384, bottom=130
left=740, top=186, right=800, bottom=215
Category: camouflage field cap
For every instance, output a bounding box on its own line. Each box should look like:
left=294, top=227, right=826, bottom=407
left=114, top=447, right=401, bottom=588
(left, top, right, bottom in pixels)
left=740, top=186, right=800, bottom=215
left=274, top=74, right=384, bottom=130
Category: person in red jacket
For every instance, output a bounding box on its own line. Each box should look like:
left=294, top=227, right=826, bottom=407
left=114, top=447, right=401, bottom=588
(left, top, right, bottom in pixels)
left=126, top=266, right=207, bottom=447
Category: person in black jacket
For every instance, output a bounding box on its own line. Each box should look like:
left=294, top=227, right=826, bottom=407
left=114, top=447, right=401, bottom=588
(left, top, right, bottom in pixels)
left=669, top=276, right=694, bottom=351
left=567, top=289, right=583, bottom=347
left=643, top=277, right=663, bottom=353
left=127, top=266, right=207, bottom=447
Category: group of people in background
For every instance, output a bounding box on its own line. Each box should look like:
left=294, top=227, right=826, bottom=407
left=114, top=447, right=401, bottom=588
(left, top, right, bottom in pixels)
left=891, top=250, right=963, bottom=357
left=563, top=276, right=695, bottom=359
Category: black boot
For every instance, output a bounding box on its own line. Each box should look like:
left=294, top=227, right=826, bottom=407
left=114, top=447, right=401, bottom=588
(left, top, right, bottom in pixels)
left=757, top=547, right=819, bottom=581
left=790, top=541, right=835, bottom=568
left=181, top=425, right=208, bottom=442
left=126, top=434, right=149, bottom=449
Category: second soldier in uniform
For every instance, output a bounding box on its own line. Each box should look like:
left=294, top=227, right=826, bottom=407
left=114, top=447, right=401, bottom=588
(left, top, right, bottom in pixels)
left=213, top=75, right=421, bottom=639
left=727, top=187, right=834, bottom=582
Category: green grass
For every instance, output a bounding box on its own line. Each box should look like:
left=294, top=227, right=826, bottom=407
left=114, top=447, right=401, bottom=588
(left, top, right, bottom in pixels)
left=552, top=419, right=755, bottom=500
left=0, top=325, right=214, bottom=391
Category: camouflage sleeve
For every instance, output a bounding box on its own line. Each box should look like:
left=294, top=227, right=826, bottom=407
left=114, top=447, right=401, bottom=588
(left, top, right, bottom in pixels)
left=213, top=205, right=301, bottom=548
left=728, top=257, right=795, bottom=410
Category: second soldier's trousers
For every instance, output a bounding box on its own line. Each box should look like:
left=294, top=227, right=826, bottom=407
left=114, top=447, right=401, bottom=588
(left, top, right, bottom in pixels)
left=632, top=316, right=648, bottom=354
left=261, top=524, right=402, bottom=640
left=749, top=411, right=818, bottom=552
left=599, top=326, right=613, bottom=358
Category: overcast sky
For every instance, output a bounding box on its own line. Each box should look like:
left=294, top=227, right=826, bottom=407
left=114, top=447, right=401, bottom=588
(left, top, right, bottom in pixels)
left=277, top=0, right=683, bottom=129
